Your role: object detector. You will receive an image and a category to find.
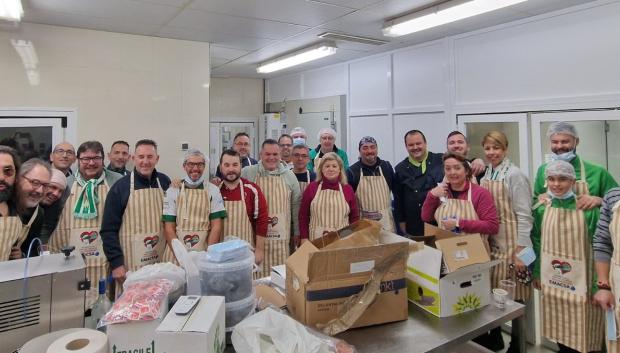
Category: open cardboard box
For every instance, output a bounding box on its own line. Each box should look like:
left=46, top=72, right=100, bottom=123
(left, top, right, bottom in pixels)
left=286, top=220, right=413, bottom=330
left=406, top=223, right=498, bottom=317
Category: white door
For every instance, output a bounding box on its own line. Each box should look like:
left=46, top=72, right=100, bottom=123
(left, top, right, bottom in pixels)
left=457, top=113, right=530, bottom=177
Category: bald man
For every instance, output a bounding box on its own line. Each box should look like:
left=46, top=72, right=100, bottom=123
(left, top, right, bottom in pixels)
left=50, top=142, right=76, bottom=178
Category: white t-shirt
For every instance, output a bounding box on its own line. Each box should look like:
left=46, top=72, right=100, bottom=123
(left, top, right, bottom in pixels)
left=162, top=182, right=226, bottom=221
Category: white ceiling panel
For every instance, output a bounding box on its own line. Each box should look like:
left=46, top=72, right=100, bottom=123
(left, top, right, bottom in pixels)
left=25, top=0, right=180, bottom=26
left=157, top=26, right=279, bottom=50
left=511, top=0, right=599, bottom=16
left=305, top=0, right=383, bottom=10
left=167, top=8, right=311, bottom=40
left=210, top=45, right=250, bottom=60
left=188, top=0, right=355, bottom=27
left=134, top=0, right=192, bottom=7
left=210, top=57, right=231, bottom=68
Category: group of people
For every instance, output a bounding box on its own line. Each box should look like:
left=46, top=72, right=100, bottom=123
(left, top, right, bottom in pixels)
left=2, top=121, right=620, bottom=353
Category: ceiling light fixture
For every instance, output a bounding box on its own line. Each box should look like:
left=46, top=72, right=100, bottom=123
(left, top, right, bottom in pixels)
left=0, top=0, right=24, bottom=22
left=257, top=42, right=337, bottom=74
left=318, top=32, right=388, bottom=46
left=382, top=0, right=527, bottom=37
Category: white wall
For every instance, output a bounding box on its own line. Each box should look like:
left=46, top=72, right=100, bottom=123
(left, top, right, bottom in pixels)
left=0, top=23, right=210, bottom=177
left=265, top=0, right=620, bottom=166
left=210, top=77, right=263, bottom=120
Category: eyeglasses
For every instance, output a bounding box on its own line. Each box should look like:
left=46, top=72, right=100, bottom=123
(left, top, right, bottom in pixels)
left=78, top=156, right=104, bottom=163
left=185, top=162, right=206, bottom=169
left=1, top=166, right=15, bottom=177
left=22, top=175, right=50, bottom=190
left=53, top=148, right=75, bottom=156
left=292, top=153, right=309, bottom=158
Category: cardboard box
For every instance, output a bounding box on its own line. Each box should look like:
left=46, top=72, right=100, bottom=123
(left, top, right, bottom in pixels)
left=270, top=264, right=286, bottom=290
left=256, top=284, right=286, bottom=310
left=107, top=292, right=169, bottom=353
left=286, top=223, right=409, bottom=329
left=155, top=296, right=225, bottom=353
left=424, top=223, right=491, bottom=272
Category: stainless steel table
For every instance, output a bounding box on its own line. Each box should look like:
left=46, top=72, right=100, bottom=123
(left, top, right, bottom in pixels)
left=339, top=302, right=526, bottom=353
left=226, top=302, right=526, bottom=353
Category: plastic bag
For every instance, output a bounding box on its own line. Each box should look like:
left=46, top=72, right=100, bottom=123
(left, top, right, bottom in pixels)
left=232, top=308, right=356, bottom=353
left=123, top=262, right=186, bottom=292
left=171, top=238, right=201, bottom=295
left=99, top=279, right=172, bottom=327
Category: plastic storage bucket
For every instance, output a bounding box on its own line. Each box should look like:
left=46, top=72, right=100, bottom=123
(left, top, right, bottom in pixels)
left=197, top=250, right=254, bottom=302
left=225, top=291, right=256, bottom=332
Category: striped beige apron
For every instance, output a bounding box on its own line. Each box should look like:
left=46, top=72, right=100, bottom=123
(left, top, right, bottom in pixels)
left=606, top=201, right=620, bottom=353
left=49, top=180, right=110, bottom=308
left=119, top=172, right=165, bottom=274
left=256, top=175, right=290, bottom=277
left=356, top=167, right=395, bottom=232
left=162, top=182, right=211, bottom=264
left=0, top=207, right=38, bottom=261
left=220, top=180, right=254, bottom=246
left=434, top=186, right=485, bottom=235
left=540, top=203, right=604, bottom=352
left=481, top=162, right=531, bottom=301
left=309, top=182, right=350, bottom=241
left=313, top=154, right=322, bottom=173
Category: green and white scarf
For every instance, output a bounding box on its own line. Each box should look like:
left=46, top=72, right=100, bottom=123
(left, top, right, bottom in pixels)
left=73, top=171, right=106, bottom=219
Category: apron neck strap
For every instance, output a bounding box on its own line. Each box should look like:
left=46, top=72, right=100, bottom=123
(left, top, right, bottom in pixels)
left=579, top=157, right=586, bottom=183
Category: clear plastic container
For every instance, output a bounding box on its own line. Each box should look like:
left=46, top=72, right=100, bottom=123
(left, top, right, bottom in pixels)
left=225, top=291, right=256, bottom=331
left=197, top=249, right=254, bottom=302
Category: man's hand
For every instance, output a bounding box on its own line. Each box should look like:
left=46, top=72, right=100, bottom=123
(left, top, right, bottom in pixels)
left=171, top=178, right=183, bottom=188
left=254, top=248, right=264, bottom=265
left=9, top=246, right=22, bottom=260
left=576, top=195, right=603, bottom=210
left=112, top=265, right=127, bottom=283
left=210, top=177, right=222, bottom=186
left=593, top=289, right=615, bottom=310
left=512, top=247, right=527, bottom=272
left=537, top=193, right=550, bottom=204
left=470, top=158, right=486, bottom=177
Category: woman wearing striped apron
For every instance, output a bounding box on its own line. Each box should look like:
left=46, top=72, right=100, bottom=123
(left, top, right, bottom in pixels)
left=480, top=131, right=534, bottom=352
left=162, top=182, right=211, bottom=263
left=299, top=152, right=359, bottom=242
left=421, top=152, right=499, bottom=246
left=49, top=172, right=112, bottom=308
left=593, top=187, right=620, bottom=353
left=533, top=160, right=604, bottom=353
left=0, top=207, right=38, bottom=261
left=120, top=171, right=166, bottom=273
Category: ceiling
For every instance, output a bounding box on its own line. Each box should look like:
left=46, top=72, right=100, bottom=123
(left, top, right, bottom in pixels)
left=15, top=0, right=598, bottom=78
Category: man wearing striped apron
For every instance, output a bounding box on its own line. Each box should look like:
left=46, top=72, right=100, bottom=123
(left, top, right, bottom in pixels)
left=242, top=139, right=300, bottom=277
left=49, top=141, right=122, bottom=308
left=101, top=139, right=171, bottom=295
left=0, top=146, right=42, bottom=261
left=161, top=149, right=226, bottom=263
left=593, top=187, right=620, bottom=353
left=533, top=160, right=604, bottom=353
left=346, top=136, right=396, bottom=232
left=219, top=149, right=268, bottom=268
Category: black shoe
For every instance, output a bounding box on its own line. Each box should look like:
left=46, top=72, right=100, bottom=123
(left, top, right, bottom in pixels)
left=484, top=327, right=505, bottom=352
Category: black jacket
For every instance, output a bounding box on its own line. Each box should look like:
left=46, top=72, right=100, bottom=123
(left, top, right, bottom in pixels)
left=393, top=152, right=444, bottom=236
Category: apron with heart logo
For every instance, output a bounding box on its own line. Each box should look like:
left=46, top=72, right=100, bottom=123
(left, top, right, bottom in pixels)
left=256, top=174, right=290, bottom=277
left=540, top=201, right=603, bottom=352
left=119, top=172, right=165, bottom=273
left=0, top=206, right=39, bottom=261
left=481, top=160, right=531, bottom=301
left=605, top=200, right=620, bottom=353
left=309, top=182, right=350, bottom=241
left=162, top=182, right=211, bottom=264
left=49, top=181, right=110, bottom=307
left=356, top=167, right=394, bottom=232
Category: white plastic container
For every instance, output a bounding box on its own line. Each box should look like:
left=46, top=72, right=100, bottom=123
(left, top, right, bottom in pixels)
left=198, top=249, right=254, bottom=302
left=225, top=291, right=256, bottom=331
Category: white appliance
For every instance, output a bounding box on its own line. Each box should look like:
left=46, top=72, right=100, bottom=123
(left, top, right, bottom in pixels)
left=261, top=113, right=287, bottom=142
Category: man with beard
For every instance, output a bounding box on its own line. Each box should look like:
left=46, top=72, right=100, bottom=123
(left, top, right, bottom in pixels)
left=50, top=142, right=76, bottom=178
left=38, top=169, right=67, bottom=244
left=346, top=136, right=396, bottom=232
left=16, top=158, right=51, bottom=258
left=278, top=134, right=294, bottom=169
left=533, top=122, right=617, bottom=208
left=161, top=149, right=226, bottom=263
left=446, top=131, right=486, bottom=183
left=101, top=139, right=171, bottom=290
left=218, top=149, right=268, bottom=265
left=242, top=140, right=300, bottom=275
left=49, top=141, right=122, bottom=308
left=107, top=140, right=131, bottom=176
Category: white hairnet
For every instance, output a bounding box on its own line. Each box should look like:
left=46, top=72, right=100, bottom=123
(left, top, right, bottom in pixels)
left=290, top=126, right=306, bottom=137
left=546, top=121, right=578, bottom=138
left=50, top=168, right=67, bottom=189
left=545, top=160, right=576, bottom=179
left=317, top=127, right=337, bottom=139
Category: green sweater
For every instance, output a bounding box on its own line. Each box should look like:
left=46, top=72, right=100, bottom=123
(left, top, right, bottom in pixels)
left=531, top=197, right=600, bottom=294
left=532, top=155, right=618, bottom=201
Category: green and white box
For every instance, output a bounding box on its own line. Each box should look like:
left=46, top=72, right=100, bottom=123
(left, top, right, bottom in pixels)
left=156, top=296, right=226, bottom=353
left=407, top=244, right=499, bottom=317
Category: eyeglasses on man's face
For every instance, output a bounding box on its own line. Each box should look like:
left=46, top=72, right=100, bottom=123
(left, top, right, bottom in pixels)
left=54, top=148, right=76, bottom=156
left=22, top=175, right=50, bottom=190
left=78, top=156, right=104, bottom=164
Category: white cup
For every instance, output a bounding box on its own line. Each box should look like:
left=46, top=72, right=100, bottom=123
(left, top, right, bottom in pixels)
left=493, top=288, right=508, bottom=309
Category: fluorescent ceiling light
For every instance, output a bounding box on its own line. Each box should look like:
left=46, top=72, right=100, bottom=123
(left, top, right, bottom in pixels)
left=0, top=0, right=24, bottom=22
left=257, top=42, right=337, bottom=74
left=383, top=0, right=527, bottom=37
left=11, top=39, right=38, bottom=70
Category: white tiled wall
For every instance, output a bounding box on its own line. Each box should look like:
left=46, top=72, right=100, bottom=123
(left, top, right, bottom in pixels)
left=0, top=23, right=210, bottom=178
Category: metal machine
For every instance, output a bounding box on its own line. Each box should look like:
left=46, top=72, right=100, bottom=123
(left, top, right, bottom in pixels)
left=0, top=250, right=86, bottom=353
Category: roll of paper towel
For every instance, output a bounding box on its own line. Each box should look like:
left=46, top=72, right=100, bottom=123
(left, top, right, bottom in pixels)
left=46, top=329, right=108, bottom=353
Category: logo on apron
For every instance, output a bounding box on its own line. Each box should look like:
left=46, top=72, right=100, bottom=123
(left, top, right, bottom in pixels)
left=143, top=235, right=160, bottom=250
left=548, top=258, right=576, bottom=291
left=183, top=234, right=200, bottom=248
left=78, top=230, right=101, bottom=257
left=141, top=235, right=161, bottom=264
left=80, top=230, right=98, bottom=244
left=268, top=216, right=279, bottom=226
